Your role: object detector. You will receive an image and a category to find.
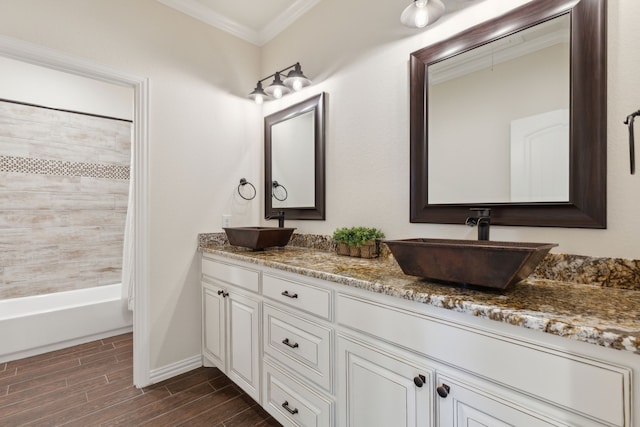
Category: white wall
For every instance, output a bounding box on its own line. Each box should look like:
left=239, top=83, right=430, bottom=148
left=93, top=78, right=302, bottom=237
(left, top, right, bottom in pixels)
left=261, top=0, right=640, bottom=260
left=0, top=0, right=262, bottom=371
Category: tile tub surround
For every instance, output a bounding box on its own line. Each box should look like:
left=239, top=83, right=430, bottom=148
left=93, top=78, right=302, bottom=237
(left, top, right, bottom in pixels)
left=198, top=233, right=640, bottom=354
left=0, top=100, right=131, bottom=299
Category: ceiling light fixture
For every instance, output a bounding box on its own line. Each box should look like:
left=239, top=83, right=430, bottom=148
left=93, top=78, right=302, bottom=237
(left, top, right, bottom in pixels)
left=249, top=62, right=312, bottom=104
left=401, top=0, right=445, bottom=29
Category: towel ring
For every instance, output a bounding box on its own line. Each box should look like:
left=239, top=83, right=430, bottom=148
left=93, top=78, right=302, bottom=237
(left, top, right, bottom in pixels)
left=238, top=178, right=256, bottom=200
left=272, top=180, right=288, bottom=201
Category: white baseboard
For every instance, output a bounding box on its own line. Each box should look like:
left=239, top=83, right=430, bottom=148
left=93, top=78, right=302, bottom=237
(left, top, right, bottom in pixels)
left=148, top=354, right=203, bottom=385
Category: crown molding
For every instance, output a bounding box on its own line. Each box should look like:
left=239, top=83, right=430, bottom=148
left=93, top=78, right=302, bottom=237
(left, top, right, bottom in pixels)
left=156, top=0, right=321, bottom=46
left=260, top=0, right=322, bottom=45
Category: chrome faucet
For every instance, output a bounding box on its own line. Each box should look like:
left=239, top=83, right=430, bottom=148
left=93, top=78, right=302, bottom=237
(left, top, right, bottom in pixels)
left=267, top=210, right=285, bottom=228
left=465, top=208, right=491, bottom=240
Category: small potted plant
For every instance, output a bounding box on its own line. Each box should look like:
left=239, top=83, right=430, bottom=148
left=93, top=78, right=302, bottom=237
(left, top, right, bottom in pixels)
left=332, top=227, right=352, bottom=256
left=332, top=226, right=385, bottom=258
left=352, top=226, right=385, bottom=258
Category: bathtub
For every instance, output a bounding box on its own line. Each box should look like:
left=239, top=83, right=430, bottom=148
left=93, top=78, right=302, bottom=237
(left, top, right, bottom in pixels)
left=0, top=284, right=133, bottom=363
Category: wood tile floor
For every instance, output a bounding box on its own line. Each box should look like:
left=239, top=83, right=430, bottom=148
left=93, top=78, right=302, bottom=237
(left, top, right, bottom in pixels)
left=0, top=333, right=281, bottom=426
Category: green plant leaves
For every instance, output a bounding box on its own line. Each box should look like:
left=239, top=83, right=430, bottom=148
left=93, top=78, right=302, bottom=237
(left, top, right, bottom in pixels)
left=332, top=226, right=385, bottom=247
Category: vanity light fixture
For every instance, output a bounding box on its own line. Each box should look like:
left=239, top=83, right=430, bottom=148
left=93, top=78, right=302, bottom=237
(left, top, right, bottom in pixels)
left=264, top=72, right=291, bottom=99
left=248, top=62, right=312, bottom=104
left=401, top=0, right=445, bottom=29
left=248, top=82, right=267, bottom=105
left=283, top=63, right=312, bottom=91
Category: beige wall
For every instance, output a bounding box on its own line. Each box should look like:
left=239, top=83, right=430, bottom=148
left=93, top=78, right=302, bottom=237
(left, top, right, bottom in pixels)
left=261, top=0, right=640, bottom=260
left=0, top=0, right=262, bottom=370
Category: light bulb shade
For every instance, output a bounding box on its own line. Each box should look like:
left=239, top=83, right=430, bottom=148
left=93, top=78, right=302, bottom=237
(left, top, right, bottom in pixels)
left=401, top=0, right=445, bottom=28
left=264, top=72, right=291, bottom=99
left=248, top=81, right=267, bottom=104
left=284, top=63, right=312, bottom=91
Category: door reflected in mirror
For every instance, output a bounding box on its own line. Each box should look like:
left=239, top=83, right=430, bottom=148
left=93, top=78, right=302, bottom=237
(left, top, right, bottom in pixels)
left=265, top=93, right=325, bottom=220
left=428, top=14, right=570, bottom=204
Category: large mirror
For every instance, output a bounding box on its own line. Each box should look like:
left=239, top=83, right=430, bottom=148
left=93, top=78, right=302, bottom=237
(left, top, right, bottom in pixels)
left=265, top=93, right=325, bottom=220
left=410, top=0, right=606, bottom=227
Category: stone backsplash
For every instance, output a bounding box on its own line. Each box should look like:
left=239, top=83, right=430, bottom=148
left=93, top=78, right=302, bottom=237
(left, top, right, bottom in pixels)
left=532, top=253, right=640, bottom=290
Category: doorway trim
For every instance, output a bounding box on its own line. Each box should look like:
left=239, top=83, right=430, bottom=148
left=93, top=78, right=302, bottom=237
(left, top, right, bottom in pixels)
left=0, top=35, right=151, bottom=387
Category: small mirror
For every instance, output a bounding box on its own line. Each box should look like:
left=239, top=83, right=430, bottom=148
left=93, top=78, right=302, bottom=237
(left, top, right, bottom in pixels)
left=265, top=93, right=325, bottom=220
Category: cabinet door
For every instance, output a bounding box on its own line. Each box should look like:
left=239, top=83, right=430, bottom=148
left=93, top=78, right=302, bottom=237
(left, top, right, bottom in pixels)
left=436, top=374, right=566, bottom=427
left=203, top=285, right=226, bottom=368
left=227, top=291, right=261, bottom=402
left=338, top=335, right=433, bottom=427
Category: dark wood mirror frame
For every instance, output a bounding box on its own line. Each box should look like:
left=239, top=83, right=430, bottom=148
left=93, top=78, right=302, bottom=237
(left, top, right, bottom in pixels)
left=265, top=92, right=326, bottom=220
left=410, top=0, right=606, bottom=228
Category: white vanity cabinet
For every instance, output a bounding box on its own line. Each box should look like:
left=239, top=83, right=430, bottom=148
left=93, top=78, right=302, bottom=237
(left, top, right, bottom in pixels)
left=201, top=256, right=261, bottom=402
left=201, top=253, right=636, bottom=427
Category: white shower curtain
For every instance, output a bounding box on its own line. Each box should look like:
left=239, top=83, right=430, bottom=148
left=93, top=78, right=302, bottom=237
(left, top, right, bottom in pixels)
left=121, top=139, right=134, bottom=311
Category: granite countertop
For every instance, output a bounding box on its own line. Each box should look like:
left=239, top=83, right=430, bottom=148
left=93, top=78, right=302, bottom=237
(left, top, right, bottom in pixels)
left=200, top=240, right=640, bottom=355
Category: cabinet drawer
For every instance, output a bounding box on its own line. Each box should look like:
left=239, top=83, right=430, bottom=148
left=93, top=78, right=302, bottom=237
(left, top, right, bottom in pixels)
left=263, top=361, right=333, bottom=427
left=202, top=257, right=259, bottom=293
left=263, top=273, right=331, bottom=320
left=264, top=304, right=332, bottom=391
left=337, top=293, right=630, bottom=426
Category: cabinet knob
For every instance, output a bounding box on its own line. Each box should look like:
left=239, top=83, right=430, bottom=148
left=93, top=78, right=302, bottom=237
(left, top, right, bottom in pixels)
left=436, top=383, right=450, bottom=398
left=413, top=374, right=426, bottom=388
left=281, top=290, right=298, bottom=299
left=217, top=290, right=229, bottom=298
left=282, top=400, right=299, bottom=415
